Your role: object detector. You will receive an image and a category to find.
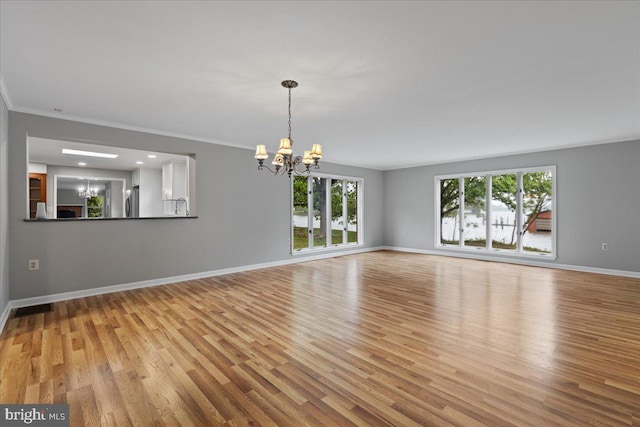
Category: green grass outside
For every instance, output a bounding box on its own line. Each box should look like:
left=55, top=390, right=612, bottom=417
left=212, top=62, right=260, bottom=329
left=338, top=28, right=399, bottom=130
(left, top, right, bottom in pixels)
left=293, top=226, right=358, bottom=249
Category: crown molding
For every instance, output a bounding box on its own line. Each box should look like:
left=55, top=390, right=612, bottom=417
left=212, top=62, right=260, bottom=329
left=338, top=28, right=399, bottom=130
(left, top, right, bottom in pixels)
left=9, top=105, right=251, bottom=152
left=0, top=72, right=243, bottom=149
left=0, top=74, right=13, bottom=110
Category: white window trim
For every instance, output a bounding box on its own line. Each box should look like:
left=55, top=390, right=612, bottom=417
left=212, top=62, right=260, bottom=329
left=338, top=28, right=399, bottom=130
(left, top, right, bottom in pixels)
left=291, top=172, right=364, bottom=255
left=434, top=165, right=556, bottom=260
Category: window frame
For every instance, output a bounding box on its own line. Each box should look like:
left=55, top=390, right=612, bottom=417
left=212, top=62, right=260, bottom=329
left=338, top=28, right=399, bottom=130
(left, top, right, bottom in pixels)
left=291, top=172, right=363, bottom=254
left=434, top=165, right=556, bottom=259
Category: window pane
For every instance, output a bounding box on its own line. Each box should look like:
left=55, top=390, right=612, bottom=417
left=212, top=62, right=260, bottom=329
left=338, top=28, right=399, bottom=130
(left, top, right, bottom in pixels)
left=312, top=177, right=327, bottom=247
left=346, top=181, right=358, bottom=243
left=491, top=174, right=517, bottom=250
left=440, top=178, right=460, bottom=245
left=87, top=196, right=104, bottom=218
left=331, top=179, right=344, bottom=245
left=293, top=176, right=309, bottom=250
left=463, top=176, right=486, bottom=247
left=522, top=170, right=553, bottom=253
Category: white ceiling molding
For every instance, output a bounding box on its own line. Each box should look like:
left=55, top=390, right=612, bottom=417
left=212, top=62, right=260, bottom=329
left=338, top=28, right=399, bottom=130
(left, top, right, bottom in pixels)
left=0, top=74, right=13, bottom=110
left=9, top=104, right=247, bottom=152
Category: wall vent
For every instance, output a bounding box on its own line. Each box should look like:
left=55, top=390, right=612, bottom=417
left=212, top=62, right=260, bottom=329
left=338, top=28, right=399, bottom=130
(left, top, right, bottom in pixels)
left=13, top=303, right=53, bottom=318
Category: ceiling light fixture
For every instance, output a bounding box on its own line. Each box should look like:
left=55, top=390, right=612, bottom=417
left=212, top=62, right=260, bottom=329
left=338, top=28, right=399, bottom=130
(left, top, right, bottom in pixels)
left=62, top=148, right=119, bottom=159
left=254, top=80, right=323, bottom=177
left=78, top=180, right=98, bottom=199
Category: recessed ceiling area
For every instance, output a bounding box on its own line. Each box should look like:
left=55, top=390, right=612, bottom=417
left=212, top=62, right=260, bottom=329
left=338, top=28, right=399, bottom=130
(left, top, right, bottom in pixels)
left=2, top=1, right=639, bottom=170
left=28, top=137, right=190, bottom=171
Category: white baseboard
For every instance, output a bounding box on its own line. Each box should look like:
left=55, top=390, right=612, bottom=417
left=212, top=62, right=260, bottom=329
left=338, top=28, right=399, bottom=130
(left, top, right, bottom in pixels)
left=3, top=245, right=638, bottom=335
left=0, top=302, right=11, bottom=336
left=0, top=246, right=384, bottom=334
left=382, top=246, right=640, bottom=279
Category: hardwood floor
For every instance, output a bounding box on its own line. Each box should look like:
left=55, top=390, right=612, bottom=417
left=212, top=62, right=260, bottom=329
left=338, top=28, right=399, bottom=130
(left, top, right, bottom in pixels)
left=1, top=251, right=639, bottom=426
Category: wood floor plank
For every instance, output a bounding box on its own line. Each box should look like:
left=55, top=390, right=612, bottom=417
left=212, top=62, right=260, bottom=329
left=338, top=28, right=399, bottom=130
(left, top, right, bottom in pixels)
left=1, top=251, right=639, bottom=426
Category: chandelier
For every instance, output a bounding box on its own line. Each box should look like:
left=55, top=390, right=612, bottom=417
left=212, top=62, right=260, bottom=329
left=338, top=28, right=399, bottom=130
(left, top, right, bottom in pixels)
left=254, top=80, right=323, bottom=176
left=78, top=180, right=98, bottom=198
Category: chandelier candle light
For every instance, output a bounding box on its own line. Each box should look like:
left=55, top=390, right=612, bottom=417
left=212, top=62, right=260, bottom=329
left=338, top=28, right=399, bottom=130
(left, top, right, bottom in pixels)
left=254, top=80, right=323, bottom=176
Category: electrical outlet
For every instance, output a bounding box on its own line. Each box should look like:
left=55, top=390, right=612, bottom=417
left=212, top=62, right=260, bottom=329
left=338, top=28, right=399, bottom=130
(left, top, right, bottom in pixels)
left=28, top=259, right=39, bottom=270
left=601, top=243, right=608, bottom=251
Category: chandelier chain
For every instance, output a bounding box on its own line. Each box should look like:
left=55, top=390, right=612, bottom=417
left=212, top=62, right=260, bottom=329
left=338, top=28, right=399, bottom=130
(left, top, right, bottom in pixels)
left=288, top=87, right=292, bottom=141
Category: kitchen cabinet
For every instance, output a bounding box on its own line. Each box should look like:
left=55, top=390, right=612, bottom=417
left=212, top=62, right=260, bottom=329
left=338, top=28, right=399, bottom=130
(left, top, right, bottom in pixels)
left=162, top=160, right=187, bottom=200
left=28, top=173, right=47, bottom=218
left=132, top=168, right=140, bottom=186
left=136, top=168, right=163, bottom=217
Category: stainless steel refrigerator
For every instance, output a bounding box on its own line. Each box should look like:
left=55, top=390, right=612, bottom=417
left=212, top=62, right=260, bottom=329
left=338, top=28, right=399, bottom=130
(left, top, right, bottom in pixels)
left=126, top=186, right=139, bottom=218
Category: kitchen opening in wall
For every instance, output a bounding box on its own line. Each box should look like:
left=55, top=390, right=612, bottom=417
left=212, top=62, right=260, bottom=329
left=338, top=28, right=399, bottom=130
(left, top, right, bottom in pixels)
left=435, top=166, right=555, bottom=258
left=292, top=173, right=362, bottom=252
left=27, top=137, right=196, bottom=219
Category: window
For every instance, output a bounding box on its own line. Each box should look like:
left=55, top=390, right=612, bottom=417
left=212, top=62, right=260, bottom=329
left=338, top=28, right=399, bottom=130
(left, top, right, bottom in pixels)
left=436, top=166, right=555, bottom=257
left=312, top=177, right=328, bottom=248
left=463, top=176, right=486, bottom=247
left=522, top=170, right=553, bottom=254
left=292, top=176, right=309, bottom=250
left=331, top=179, right=344, bottom=245
left=439, top=178, right=460, bottom=245
left=491, top=173, right=517, bottom=250
left=292, top=174, right=362, bottom=252
left=346, top=180, right=359, bottom=243
left=86, top=196, right=104, bottom=218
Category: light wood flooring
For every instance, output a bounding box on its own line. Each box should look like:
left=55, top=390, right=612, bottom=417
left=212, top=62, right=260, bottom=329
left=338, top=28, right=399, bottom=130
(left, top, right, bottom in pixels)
left=1, top=251, right=639, bottom=426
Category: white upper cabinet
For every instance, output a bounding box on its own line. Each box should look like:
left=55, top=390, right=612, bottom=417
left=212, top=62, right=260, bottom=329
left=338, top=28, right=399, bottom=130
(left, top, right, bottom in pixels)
left=162, top=160, right=188, bottom=200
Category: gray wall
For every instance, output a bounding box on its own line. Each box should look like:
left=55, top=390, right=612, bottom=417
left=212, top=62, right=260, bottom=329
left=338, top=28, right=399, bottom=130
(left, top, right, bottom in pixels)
left=8, top=112, right=385, bottom=300
left=57, top=189, right=86, bottom=205
left=384, top=140, right=640, bottom=273
left=8, top=110, right=635, bottom=305
left=0, top=95, right=8, bottom=315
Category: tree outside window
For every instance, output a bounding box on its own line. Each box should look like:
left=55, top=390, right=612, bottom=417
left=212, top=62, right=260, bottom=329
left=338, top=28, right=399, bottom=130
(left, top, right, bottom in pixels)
left=87, top=196, right=104, bottom=218
left=293, top=176, right=361, bottom=251
left=439, top=178, right=460, bottom=245
left=522, top=171, right=553, bottom=253
left=437, top=167, right=554, bottom=255
left=292, top=176, right=309, bottom=250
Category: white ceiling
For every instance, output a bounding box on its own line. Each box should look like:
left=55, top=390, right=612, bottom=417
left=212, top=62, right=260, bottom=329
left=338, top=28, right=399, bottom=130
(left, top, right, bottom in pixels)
left=1, top=1, right=639, bottom=170
left=56, top=177, right=109, bottom=192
